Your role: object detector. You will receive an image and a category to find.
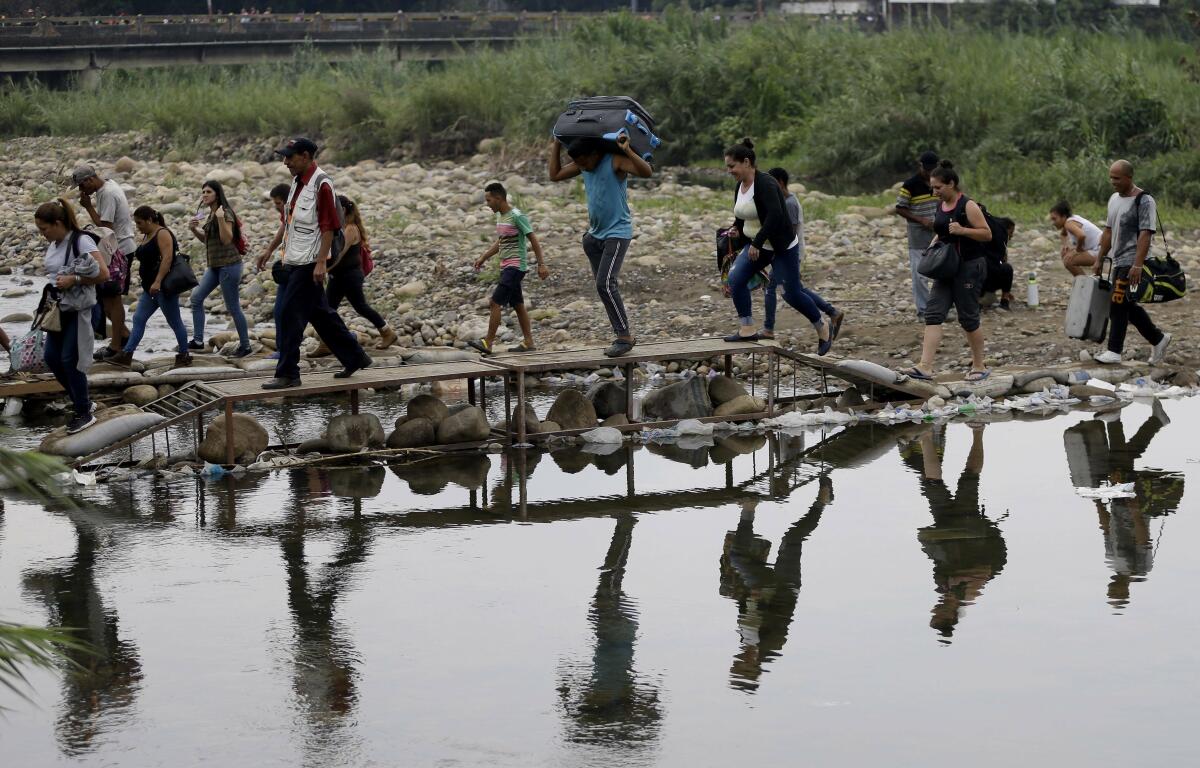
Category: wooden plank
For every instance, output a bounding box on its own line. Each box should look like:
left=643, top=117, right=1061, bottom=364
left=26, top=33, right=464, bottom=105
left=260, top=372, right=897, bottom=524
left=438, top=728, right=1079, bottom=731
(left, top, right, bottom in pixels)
left=490, top=338, right=766, bottom=373
left=0, top=377, right=64, bottom=398
left=207, top=360, right=506, bottom=401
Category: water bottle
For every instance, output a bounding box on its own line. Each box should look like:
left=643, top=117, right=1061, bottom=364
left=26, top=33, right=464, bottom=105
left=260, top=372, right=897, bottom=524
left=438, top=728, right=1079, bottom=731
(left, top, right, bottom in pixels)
left=1026, top=272, right=1039, bottom=307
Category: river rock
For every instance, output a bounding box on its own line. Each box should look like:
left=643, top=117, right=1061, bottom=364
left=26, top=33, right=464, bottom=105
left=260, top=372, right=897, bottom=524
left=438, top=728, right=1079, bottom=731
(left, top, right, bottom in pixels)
left=707, top=375, right=747, bottom=405
left=1, top=312, right=32, bottom=322
left=1020, top=376, right=1058, bottom=393
left=601, top=413, right=629, bottom=427
left=296, top=437, right=330, bottom=454
left=713, top=394, right=765, bottom=418
left=198, top=412, right=268, bottom=464
left=507, top=403, right=541, bottom=434
left=641, top=376, right=713, bottom=421
left=122, top=384, right=160, bottom=407
left=436, top=405, right=490, bottom=443
left=324, top=413, right=385, bottom=452
left=114, top=156, right=137, bottom=173
left=406, top=393, right=449, bottom=423
left=387, top=416, right=436, bottom=448
left=586, top=380, right=627, bottom=419
left=397, top=280, right=427, bottom=298
left=546, top=389, right=598, bottom=430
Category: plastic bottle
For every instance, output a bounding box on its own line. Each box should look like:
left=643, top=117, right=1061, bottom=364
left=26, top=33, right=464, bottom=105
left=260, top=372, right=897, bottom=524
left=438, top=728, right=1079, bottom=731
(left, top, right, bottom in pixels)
left=1026, top=272, right=1039, bottom=307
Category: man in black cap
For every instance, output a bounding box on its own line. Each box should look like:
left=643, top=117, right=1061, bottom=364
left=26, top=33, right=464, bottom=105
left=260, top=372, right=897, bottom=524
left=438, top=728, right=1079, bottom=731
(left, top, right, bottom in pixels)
left=256, top=137, right=371, bottom=389
left=894, top=150, right=941, bottom=320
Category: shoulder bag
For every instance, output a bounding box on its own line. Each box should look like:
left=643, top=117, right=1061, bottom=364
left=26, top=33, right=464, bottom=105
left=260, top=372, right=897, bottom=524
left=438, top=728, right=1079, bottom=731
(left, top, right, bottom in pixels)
left=161, top=252, right=199, bottom=296
left=918, top=239, right=960, bottom=281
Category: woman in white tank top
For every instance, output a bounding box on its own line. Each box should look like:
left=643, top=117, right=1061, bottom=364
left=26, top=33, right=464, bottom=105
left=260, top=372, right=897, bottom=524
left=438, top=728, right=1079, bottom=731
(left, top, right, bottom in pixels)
left=1050, top=201, right=1102, bottom=277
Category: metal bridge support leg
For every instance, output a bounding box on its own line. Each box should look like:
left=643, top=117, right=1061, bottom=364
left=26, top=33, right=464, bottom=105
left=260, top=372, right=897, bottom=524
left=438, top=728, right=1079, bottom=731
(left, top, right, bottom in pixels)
left=467, top=377, right=476, bottom=406
left=767, top=351, right=776, bottom=417
left=624, top=363, right=634, bottom=422
left=224, top=400, right=235, bottom=466
left=503, top=374, right=513, bottom=446
left=350, top=389, right=359, bottom=415
left=516, top=370, right=527, bottom=445
left=724, top=354, right=732, bottom=378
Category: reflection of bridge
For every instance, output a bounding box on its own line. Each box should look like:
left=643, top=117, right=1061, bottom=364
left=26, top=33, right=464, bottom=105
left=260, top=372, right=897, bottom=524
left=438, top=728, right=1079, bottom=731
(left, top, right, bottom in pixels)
left=0, top=12, right=593, bottom=76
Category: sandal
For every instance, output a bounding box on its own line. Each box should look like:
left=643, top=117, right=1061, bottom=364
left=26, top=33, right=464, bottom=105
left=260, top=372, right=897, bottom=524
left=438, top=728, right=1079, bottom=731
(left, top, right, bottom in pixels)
left=965, top=369, right=991, bottom=382
left=904, top=366, right=933, bottom=381
left=509, top=342, right=537, bottom=353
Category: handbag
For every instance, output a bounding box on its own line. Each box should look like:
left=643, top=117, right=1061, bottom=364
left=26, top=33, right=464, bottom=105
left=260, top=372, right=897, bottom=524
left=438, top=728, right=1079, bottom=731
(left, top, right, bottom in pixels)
left=161, top=252, right=199, bottom=295
left=9, top=328, right=48, bottom=374
left=917, top=240, right=960, bottom=281
left=715, top=228, right=767, bottom=291
left=32, top=285, right=63, bottom=333
left=360, top=242, right=375, bottom=277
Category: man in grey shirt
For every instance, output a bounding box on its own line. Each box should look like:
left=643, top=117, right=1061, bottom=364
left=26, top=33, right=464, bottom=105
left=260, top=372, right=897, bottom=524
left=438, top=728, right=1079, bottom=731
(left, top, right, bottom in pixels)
left=73, top=164, right=134, bottom=357
left=1093, top=159, right=1171, bottom=365
left=894, top=151, right=940, bottom=320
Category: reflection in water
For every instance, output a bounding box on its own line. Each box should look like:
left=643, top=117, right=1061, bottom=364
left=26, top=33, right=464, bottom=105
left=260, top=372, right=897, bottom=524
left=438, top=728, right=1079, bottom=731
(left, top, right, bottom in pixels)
left=901, top=424, right=1007, bottom=643
left=278, top=467, right=372, bottom=763
left=558, top=513, right=662, bottom=751
left=20, top=514, right=143, bottom=756
left=1063, top=402, right=1184, bottom=610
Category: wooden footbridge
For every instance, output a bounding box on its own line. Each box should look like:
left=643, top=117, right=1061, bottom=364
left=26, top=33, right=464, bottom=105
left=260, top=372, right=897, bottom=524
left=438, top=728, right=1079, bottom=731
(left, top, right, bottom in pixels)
left=0, top=337, right=933, bottom=468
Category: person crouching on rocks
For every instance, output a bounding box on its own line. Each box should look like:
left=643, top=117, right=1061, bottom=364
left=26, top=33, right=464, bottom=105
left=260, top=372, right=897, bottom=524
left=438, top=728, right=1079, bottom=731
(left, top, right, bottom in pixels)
left=186, top=179, right=252, bottom=358
left=907, top=161, right=991, bottom=383
left=1050, top=200, right=1102, bottom=279
left=106, top=206, right=192, bottom=369
left=723, top=139, right=831, bottom=354
left=324, top=195, right=397, bottom=351
left=548, top=134, right=651, bottom=358
left=468, top=181, right=549, bottom=355
left=34, top=198, right=109, bottom=434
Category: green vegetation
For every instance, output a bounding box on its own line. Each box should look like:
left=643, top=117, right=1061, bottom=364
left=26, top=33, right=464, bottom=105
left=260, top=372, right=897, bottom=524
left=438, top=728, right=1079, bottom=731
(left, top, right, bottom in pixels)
left=2, top=13, right=1199, bottom=209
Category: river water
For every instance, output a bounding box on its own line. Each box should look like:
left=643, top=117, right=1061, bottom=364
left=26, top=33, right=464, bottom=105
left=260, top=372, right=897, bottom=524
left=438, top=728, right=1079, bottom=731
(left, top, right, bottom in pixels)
left=1, top=396, right=1198, bottom=767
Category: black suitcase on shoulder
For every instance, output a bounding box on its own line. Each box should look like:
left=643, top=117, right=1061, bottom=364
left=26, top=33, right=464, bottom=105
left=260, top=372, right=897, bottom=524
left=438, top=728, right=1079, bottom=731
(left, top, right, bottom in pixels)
left=552, top=96, right=661, bottom=162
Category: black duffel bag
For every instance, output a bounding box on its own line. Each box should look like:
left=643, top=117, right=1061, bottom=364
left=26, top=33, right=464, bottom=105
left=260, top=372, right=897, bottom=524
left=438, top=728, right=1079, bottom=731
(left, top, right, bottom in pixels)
left=917, top=240, right=960, bottom=281
left=1134, top=255, right=1186, bottom=303
left=161, top=252, right=199, bottom=296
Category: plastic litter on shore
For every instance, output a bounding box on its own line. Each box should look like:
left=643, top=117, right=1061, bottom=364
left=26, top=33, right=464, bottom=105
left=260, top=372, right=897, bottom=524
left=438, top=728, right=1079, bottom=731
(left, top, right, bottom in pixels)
left=1075, top=482, right=1136, bottom=500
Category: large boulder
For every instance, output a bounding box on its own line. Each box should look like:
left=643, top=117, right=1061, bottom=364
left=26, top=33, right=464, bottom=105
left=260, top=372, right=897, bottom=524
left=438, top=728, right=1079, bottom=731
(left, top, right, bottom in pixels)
left=641, top=376, right=713, bottom=421
left=407, top=393, right=449, bottom=424
left=436, top=406, right=491, bottom=444
left=586, top=380, right=628, bottom=420
left=707, top=375, right=747, bottom=406
left=323, top=414, right=385, bottom=453
left=545, top=389, right=598, bottom=430
left=198, top=412, right=269, bottom=464
left=713, top=395, right=765, bottom=418
left=387, top=416, right=437, bottom=448
left=507, top=403, right=541, bottom=434
left=122, top=384, right=160, bottom=407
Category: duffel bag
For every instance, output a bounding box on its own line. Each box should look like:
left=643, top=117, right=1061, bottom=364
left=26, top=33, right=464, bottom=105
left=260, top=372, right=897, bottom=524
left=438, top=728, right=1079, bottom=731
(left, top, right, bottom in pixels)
left=1134, top=255, right=1186, bottom=303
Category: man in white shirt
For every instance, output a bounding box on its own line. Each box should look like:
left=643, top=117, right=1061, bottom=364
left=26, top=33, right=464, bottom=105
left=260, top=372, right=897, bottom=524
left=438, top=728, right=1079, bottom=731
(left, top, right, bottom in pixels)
left=73, top=164, right=133, bottom=358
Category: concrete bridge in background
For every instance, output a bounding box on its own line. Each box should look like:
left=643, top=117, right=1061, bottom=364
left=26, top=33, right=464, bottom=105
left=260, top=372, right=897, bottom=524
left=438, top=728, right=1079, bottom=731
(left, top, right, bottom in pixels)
left=0, top=11, right=624, bottom=80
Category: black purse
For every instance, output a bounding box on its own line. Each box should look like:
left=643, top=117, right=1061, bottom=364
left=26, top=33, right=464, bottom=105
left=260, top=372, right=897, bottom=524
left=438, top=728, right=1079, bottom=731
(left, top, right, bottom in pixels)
left=161, top=252, right=199, bottom=295
left=917, top=240, right=960, bottom=281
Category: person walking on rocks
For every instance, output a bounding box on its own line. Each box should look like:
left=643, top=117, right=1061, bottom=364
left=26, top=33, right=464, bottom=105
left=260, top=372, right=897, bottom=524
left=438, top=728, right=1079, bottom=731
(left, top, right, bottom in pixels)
left=722, top=139, right=831, bottom=353
left=764, top=166, right=843, bottom=342
left=255, top=137, right=371, bottom=389
left=894, top=151, right=941, bottom=320
left=548, top=134, right=651, bottom=357
left=468, top=182, right=549, bottom=355
left=34, top=199, right=109, bottom=434
left=72, top=164, right=132, bottom=358
left=326, top=195, right=397, bottom=350
left=186, top=180, right=252, bottom=357
left=907, top=161, right=991, bottom=382
left=1093, top=160, right=1172, bottom=366
left=106, top=206, right=192, bottom=369
left=1050, top=200, right=1102, bottom=278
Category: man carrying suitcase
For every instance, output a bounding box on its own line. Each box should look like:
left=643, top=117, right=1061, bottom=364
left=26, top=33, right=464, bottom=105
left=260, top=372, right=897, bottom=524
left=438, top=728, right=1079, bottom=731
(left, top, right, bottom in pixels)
left=1093, top=160, right=1172, bottom=365
left=548, top=134, right=653, bottom=357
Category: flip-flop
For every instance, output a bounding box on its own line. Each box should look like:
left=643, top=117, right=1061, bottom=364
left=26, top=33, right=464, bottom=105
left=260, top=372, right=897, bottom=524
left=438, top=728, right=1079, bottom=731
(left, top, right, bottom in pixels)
left=904, top=367, right=933, bottom=381
left=966, top=369, right=991, bottom=382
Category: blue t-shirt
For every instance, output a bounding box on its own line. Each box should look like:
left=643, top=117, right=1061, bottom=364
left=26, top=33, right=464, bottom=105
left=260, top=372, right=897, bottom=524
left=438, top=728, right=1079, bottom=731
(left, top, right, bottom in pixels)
left=581, top=154, right=633, bottom=240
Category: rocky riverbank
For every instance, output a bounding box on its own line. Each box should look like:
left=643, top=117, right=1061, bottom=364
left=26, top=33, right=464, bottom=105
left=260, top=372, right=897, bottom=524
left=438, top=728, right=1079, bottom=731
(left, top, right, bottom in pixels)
left=2, top=132, right=1198, bottom=372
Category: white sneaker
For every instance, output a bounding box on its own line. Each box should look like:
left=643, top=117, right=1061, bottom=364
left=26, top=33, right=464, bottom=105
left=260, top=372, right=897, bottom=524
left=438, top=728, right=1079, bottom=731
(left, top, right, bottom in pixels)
left=1148, top=333, right=1172, bottom=365
left=1094, top=350, right=1122, bottom=364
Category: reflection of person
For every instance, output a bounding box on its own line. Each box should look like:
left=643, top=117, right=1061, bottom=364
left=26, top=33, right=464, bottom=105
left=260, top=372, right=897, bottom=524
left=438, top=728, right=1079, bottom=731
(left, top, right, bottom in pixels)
left=21, top=519, right=143, bottom=754
left=1064, top=403, right=1183, bottom=608
left=719, top=477, right=830, bottom=691
left=901, top=424, right=1007, bottom=641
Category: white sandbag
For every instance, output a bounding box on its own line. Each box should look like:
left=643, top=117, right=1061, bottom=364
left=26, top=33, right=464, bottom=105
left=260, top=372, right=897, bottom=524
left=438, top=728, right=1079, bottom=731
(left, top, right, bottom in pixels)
left=145, top=366, right=246, bottom=385
left=676, top=419, right=714, bottom=436
left=406, top=348, right=477, bottom=364
left=3, top=397, right=22, bottom=417
left=836, top=359, right=899, bottom=386
left=764, top=407, right=855, bottom=428
left=581, top=426, right=623, bottom=444
left=87, top=371, right=146, bottom=388
left=1075, top=482, right=1135, bottom=500
left=39, top=410, right=165, bottom=457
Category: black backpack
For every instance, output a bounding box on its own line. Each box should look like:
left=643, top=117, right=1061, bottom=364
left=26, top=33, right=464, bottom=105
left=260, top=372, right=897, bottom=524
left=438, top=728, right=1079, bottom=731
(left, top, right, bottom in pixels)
left=976, top=203, right=1009, bottom=264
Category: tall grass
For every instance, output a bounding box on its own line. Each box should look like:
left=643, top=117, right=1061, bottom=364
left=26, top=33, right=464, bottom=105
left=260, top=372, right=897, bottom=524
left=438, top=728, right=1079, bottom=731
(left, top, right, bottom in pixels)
left=2, top=13, right=1198, bottom=205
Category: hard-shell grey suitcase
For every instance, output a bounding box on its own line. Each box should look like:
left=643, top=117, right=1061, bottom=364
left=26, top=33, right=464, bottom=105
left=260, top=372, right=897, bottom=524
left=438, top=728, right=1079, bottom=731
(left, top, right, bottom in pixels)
left=553, top=96, right=661, bottom=162
left=1065, top=260, right=1112, bottom=342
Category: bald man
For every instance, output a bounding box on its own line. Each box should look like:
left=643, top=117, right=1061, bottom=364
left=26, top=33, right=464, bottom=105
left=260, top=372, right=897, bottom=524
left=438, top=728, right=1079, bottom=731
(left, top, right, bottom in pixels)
left=1093, top=160, right=1171, bottom=365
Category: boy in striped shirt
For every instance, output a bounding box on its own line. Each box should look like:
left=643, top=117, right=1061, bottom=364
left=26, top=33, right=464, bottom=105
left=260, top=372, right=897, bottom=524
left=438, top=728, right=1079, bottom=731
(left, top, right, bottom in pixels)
left=469, top=182, right=549, bottom=355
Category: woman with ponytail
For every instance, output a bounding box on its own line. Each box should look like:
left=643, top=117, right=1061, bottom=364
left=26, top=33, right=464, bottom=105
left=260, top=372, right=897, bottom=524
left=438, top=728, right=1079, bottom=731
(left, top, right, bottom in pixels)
left=723, top=138, right=833, bottom=354
left=34, top=198, right=108, bottom=433
left=187, top=179, right=251, bottom=357
left=106, top=206, right=192, bottom=368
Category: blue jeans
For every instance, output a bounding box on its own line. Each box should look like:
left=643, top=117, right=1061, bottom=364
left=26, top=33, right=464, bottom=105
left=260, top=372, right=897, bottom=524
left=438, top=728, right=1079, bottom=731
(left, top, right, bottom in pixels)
left=125, top=290, right=189, bottom=354
left=765, top=264, right=836, bottom=331
left=729, top=244, right=820, bottom=325
left=191, top=263, right=249, bottom=348
left=43, top=310, right=91, bottom=417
